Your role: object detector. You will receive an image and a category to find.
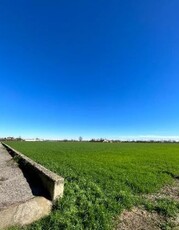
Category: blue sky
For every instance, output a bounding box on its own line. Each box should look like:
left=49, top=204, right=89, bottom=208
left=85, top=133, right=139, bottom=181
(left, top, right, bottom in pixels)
left=0, top=0, right=179, bottom=139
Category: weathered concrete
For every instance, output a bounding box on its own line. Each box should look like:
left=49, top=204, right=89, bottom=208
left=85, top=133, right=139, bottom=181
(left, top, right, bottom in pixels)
left=2, top=142, right=64, bottom=201
left=0, top=197, right=52, bottom=229
left=0, top=144, right=34, bottom=210
left=0, top=143, right=53, bottom=229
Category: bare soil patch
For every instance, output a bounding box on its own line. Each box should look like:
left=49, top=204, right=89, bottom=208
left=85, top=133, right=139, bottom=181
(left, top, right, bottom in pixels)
left=116, top=207, right=165, bottom=230
left=146, top=180, right=179, bottom=203
left=116, top=180, right=179, bottom=230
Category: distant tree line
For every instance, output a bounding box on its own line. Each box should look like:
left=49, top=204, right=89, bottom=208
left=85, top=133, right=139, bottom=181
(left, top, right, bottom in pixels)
left=0, top=136, right=24, bottom=141
left=89, top=139, right=179, bottom=143
left=0, top=136, right=178, bottom=143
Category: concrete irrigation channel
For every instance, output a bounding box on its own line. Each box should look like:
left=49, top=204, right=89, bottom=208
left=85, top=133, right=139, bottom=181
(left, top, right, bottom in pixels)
left=0, top=142, right=64, bottom=229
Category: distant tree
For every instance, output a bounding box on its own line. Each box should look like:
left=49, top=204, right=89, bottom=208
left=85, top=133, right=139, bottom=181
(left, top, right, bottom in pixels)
left=79, top=136, right=83, bottom=142
left=89, top=138, right=95, bottom=142
left=99, top=138, right=104, bottom=142
left=16, top=136, right=23, bottom=141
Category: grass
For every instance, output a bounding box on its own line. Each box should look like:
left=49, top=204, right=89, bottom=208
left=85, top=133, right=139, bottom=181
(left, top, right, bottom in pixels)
left=5, top=141, right=179, bottom=229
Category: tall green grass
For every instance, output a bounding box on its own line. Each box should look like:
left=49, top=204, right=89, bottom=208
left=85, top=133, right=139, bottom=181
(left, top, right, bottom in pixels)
left=6, top=142, right=179, bottom=229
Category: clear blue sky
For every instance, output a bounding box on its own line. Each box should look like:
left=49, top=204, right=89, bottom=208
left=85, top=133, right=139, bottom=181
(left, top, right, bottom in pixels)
left=0, top=0, right=179, bottom=139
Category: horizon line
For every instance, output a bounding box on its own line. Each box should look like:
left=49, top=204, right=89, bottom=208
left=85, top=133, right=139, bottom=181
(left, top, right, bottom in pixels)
left=1, top=135, right=179, bottom=141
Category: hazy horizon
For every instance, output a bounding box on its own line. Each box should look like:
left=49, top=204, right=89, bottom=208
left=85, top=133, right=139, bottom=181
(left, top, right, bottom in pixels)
left=1, top=134, right=179, bottom=142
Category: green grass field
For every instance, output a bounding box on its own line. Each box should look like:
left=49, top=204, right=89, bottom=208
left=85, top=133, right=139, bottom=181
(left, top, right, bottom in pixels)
left=6, top=141, right=179, bottom=229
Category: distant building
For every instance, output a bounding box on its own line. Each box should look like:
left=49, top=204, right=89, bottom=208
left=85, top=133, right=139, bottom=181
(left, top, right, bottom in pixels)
left=25, top=139, right=36, bottom=142
left=103, top=139, right=110, bottom=143
left=6, top=137, right=14, bottom=141
left=25, top=138, right=44, bottom=142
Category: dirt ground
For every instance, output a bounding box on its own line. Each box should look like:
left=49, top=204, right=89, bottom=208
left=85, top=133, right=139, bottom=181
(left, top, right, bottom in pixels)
left=116, top=180, right=179, bottom=230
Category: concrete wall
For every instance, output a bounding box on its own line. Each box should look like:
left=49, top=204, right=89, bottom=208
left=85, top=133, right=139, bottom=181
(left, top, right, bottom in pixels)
left=2, top=142, right=64, bottom=201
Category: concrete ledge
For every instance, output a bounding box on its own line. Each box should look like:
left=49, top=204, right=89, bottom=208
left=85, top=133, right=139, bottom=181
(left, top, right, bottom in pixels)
left=0, top=197, right=52, bottom=229
left=2, top=142, right=64, bottom=201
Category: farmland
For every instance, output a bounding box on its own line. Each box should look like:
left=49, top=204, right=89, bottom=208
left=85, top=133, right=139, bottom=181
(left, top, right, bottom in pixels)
left=6, top=141, right=179, bottom=229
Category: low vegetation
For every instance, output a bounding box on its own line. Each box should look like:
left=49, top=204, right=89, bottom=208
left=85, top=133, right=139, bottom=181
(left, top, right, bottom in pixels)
left=6, top=141, right=179, bottom=229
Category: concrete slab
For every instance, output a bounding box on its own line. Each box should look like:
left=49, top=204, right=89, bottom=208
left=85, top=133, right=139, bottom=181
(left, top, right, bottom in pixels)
left=0, top=143, right=53, bottom=229
left=0, top=143, right=34, bottom=210
left=0, top=197, right=52, bottom=229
